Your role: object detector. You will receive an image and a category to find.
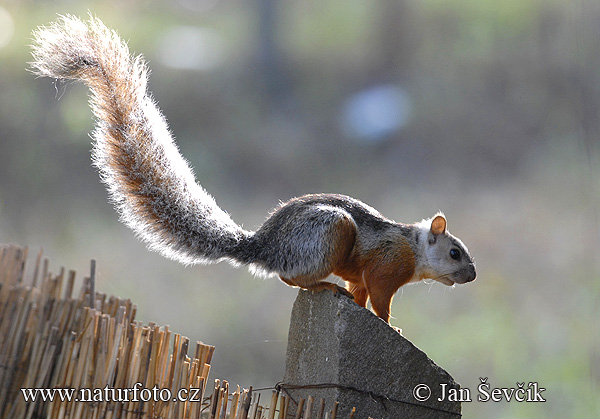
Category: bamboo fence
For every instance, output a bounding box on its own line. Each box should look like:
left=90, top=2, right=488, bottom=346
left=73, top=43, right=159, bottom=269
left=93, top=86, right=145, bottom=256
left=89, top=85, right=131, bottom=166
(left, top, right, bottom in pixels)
left=0, top=244, right=358, bottom=419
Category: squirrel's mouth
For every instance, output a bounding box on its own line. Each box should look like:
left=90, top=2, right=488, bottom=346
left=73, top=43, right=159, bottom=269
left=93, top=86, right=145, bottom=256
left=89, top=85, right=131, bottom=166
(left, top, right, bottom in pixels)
left=435, top=277, right=455, bottom=286
left=436, top=265, right=477, bottom=286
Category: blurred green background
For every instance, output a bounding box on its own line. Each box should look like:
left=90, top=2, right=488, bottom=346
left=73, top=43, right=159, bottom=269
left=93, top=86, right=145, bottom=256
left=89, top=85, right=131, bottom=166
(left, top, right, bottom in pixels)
left=1, top=0, right=598, bottom=417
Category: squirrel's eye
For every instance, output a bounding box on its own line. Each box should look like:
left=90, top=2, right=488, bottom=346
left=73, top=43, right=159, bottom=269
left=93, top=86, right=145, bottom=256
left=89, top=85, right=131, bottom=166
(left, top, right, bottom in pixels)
left=449, top=248, right=461, bottom=260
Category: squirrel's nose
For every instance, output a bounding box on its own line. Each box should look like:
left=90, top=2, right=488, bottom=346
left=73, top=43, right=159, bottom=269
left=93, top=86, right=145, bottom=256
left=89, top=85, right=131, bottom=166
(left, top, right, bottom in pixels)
left=467, top=263, right=476, bottom=282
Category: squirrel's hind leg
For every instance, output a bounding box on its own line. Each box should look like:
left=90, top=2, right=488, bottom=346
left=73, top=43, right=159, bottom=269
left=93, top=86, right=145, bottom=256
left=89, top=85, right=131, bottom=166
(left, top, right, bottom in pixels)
left=279, top=276, right=354, bottom=299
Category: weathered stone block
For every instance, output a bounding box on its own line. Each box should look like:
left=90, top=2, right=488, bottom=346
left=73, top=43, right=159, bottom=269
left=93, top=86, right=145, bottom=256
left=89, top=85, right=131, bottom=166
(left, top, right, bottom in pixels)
left=283, top=289, right=461, bottom=418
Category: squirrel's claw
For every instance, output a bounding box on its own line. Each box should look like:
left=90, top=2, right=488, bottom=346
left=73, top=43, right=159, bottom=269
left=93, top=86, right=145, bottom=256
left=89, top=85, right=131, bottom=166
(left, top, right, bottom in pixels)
left=305, top=282, right=354, bottom=300
left=392, top=326, right=403, bottom=334
left=333, top=284, right=354, bottom=300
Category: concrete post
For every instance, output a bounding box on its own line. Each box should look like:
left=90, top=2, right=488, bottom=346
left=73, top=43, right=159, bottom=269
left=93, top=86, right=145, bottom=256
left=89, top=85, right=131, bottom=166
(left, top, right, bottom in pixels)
left=282, top=290, right=461, bottom=418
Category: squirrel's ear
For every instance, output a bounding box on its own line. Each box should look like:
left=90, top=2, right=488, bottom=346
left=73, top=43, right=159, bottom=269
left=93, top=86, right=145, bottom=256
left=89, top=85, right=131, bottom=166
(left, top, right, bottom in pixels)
left=430, top=213, right=447, bottom=236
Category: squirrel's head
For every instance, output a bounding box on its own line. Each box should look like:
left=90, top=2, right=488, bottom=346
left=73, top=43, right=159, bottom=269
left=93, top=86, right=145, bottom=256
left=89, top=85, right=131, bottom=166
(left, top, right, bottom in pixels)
left=416, top=213, right=476, bottom=286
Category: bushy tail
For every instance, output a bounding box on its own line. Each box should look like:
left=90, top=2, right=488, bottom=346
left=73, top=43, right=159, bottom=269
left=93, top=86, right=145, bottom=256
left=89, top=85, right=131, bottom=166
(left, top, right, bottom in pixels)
left=30, top=15, right=251, bottom=265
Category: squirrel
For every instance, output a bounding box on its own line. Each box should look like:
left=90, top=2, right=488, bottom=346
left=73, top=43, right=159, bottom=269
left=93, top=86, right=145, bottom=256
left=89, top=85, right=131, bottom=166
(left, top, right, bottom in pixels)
left=30, top=16, right=476, bottom=327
